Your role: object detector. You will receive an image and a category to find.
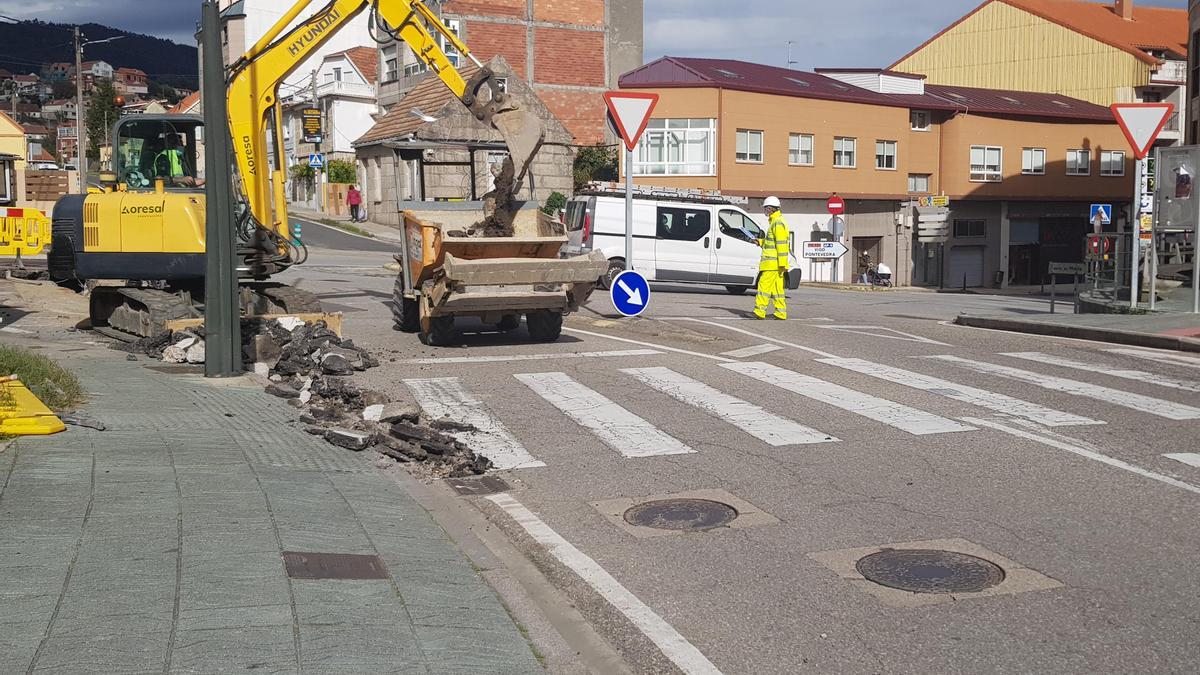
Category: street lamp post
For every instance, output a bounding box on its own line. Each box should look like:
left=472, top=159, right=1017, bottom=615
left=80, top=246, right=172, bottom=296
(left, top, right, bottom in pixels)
left=74, top=30, right=125, bottom=192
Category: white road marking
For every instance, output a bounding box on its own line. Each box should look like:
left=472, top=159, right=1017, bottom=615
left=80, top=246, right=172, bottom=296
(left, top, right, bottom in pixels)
left=963, top=417, right=1200, bottom=496
left=670, top=319, right=837, bottom=358
left=925, top=355, right=1200, bottom=420
left=403, top=378, right=545, bottom=470
left=1164, top=453, right=1200, bottom=468
left=1106, top=348, right=1200, bottom=371
left=486, top=493, right=724, bottom=675
left=514, top=372, right=694, bottom=458
left=816, top=325, right=949, bottom=346
left=400, top=349, right=661, bottom=365
left=722, top=361, right=975, bottom=436
left=621, top=366, right=838, bottom=446
left=719, top=344, right=783, bottom=359
left=1003, top=351, right=1200, bottom=394
left=563, top=328, right=733, bottom=363
left=818, top=357, right=1103, bottom=427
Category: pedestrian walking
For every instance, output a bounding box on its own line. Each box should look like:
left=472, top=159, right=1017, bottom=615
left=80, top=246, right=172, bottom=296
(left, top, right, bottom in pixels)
left=754, top=196, right=789, bottom=320
left=347, top=185, right=363, bottom=222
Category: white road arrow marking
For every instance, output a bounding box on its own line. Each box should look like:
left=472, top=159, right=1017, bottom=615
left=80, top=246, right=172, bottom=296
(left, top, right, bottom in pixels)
left=616, top=278, right=644, bottom=306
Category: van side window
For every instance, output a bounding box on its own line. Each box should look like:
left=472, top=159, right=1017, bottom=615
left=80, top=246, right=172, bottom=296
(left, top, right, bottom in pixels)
left=657, top=207, right=711, bottom=241
left=719, top=210, right=762, bottom=244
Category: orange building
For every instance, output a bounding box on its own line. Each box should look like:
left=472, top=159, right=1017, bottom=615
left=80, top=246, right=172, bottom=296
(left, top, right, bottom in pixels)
left=619, top=57, right=1135, bottom=287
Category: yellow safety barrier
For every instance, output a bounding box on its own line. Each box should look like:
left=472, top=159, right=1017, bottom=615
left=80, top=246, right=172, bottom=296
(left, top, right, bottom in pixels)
left=0, top=375, right=66, bottom=436
left=0, top=207, right=50, bottom=257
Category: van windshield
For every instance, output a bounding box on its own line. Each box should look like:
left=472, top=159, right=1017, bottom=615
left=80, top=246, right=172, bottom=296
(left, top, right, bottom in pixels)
left=719, top=210, right=762, bottom=243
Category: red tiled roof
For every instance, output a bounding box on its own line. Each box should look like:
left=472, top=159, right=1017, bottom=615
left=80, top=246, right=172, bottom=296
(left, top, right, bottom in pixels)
left=620, top=57, right=1115, bottom=122
left=169, top=90, right=201, bottom=114
left=329, top=47, right=380, bottom=85
left=891, top=0, right=1187, bottom=68
left=356, top=62, right=481, bottom=145
left=21, top=123, right=49, bottom=135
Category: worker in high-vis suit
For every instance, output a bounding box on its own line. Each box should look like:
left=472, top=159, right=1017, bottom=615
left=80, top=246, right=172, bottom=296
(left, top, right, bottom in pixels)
left=754, top=196, right=789, bottom=320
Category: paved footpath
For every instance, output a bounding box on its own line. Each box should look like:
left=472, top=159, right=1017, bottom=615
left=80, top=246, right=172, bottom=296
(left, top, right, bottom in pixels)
left=0, top=345, right=542, bottom=674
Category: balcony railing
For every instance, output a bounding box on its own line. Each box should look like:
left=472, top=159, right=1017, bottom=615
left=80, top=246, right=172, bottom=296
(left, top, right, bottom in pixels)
left=1163, top=112, right=1181, bottom=132
left=316, top=81, right=376, bottom=99
left=1151, top=60, right=1187, bottom=84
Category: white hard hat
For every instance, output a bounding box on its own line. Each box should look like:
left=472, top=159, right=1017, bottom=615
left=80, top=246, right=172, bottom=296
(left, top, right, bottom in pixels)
left=763, top=196, right=781, bottom=209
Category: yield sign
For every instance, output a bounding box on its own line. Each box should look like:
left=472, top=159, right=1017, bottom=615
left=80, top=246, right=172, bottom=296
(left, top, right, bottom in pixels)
left=603, top=92, right=659, bottom=151
left=1111, top=103, right=1174, bottom=160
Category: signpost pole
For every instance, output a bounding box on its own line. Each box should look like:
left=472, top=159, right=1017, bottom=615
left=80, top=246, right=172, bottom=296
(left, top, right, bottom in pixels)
left=1130, top=161, right=1142, bottom=309
left=625, top=145, right=633, bottom=271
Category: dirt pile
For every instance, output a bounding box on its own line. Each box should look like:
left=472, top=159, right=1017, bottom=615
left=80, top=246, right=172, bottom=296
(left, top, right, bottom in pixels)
left=116, top=318, right=492, bottom=478
left=469, top=157, right=519, bottom=238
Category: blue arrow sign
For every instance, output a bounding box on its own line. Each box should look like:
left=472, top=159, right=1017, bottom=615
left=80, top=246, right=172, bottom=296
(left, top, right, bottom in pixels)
left=610, top=270, right=650, bottom=317
left=1090, top=203, right=1112, bottom=225
left=309, top=153, right=325, bottom=169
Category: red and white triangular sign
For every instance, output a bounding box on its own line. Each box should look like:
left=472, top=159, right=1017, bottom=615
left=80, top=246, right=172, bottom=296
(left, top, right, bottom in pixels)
left=604, top=92, right=659, bottom=151
left=1111, top=103, right=1174, bottom=160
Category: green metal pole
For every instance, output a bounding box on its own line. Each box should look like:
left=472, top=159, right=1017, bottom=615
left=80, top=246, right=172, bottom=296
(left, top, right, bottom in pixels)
left=201, top=0, right=241, bottom=377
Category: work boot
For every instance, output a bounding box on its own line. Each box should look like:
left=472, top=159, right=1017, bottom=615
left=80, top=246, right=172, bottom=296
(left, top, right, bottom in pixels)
left=754, top=311, right=767, bottom=319
left=773, top=313, right=787, bottom=320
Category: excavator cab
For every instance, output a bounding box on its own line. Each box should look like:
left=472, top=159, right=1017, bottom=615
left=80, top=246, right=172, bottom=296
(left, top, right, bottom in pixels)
left=112, top=115, right=206, bottom=191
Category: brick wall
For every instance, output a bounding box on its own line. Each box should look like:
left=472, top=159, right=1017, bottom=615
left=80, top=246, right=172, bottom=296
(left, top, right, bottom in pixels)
left=533, top=28, right=606, bottom=87
left=533, top=0, right=605, bottom=26
left=463, top=21, right=529, bottom=78
left=538, top=89, right=608, bottom=145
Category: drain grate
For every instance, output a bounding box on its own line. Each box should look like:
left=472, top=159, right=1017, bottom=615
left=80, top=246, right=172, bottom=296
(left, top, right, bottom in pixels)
left=446, top=476, right=511, bottom=496
left=282, top=552, right=390, bottom=580
left=855, top=549, right=1004, bottom=594
left=623, top=498, right=738, bottom=531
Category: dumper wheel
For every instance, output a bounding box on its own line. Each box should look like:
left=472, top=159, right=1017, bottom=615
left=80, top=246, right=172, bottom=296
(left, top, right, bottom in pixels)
left=526, top=310, right=563, bottom=343
left=420, top=315, right=458, bottom=347
left=496, top=315, right=521, bottom=332
left=393, top=297, right=419, bottom=333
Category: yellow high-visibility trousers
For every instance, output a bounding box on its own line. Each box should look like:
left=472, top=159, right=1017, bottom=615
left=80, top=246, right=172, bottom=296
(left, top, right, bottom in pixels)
left=754, top=271, right=787, bottom=320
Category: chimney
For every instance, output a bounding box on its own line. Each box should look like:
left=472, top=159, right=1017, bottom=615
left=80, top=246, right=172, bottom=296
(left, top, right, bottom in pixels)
left=1115, top=0, right=1134, bottom=21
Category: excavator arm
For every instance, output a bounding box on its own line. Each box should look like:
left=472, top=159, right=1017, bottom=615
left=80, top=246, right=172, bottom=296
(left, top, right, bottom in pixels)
left=225, top=0, right=544, bottom=271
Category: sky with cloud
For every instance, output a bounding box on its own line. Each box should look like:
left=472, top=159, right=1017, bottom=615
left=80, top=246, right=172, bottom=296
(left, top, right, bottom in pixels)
left=0, top=0, right=1189, bottom=69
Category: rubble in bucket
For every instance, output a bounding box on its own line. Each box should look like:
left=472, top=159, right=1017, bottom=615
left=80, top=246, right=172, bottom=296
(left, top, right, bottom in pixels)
left=115, top=317, right=492, bottom=478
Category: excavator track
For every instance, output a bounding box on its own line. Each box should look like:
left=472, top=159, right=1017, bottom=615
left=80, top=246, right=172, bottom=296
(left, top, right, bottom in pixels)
left=245, top=283, right=325, bottom=314
left=90, top=287, right=200, bottom=339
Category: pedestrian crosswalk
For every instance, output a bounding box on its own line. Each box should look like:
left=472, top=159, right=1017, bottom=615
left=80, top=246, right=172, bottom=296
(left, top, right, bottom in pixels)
left=402, top=348, right=1200, bottom=472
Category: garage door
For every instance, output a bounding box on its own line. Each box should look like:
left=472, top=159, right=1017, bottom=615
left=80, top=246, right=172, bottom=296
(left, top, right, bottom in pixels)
left=947, top=246, right=985, bottom=288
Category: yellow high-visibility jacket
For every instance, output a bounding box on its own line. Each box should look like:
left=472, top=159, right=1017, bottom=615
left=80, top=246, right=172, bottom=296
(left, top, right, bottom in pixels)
left=759, top=211, right=791, bottom=272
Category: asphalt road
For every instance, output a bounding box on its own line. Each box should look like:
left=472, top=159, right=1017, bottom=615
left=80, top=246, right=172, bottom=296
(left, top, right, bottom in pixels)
left=276, top=235, right=1200, bottom=674
left=292, top=217, right=399, bottom=253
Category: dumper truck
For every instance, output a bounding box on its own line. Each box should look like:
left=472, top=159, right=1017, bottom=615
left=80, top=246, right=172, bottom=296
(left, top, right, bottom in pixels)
left=391, top=207, right=608, bottom=346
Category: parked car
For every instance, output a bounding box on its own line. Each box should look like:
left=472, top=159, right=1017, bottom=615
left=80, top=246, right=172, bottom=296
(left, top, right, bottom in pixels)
left=31, top=162, right=60, bottom=171
left=562, top=194, right=802, bottom=294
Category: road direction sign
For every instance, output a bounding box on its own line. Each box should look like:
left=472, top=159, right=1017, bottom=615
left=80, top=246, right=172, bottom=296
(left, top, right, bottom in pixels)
left=603, top=92, right=659, bottom=151
left=1112, top=103, right=1174, bottom=160
left=1090, top=203, right=1112, bottom=225
left=827, top=195, right=845, bottom=215
left=611, top=270, right=650, bottom=317
left=308, top=153, right=325, bottom=169
left=802, top=241, right=848, bottom=260
left=1048, top=262, right=1087, bottom=275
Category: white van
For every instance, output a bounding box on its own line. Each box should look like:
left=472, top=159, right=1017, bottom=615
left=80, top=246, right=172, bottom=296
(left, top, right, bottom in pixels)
left=563, top=194, right=802, bottom=294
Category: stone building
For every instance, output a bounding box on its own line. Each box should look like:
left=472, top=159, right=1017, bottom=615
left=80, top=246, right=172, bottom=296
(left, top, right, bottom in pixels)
left=354, top=57, right=572, bottom=227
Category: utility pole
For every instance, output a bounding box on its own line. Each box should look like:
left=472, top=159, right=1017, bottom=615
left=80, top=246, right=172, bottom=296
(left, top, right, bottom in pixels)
left=75, top=26, right=85, bottom=192
left=310, top=69, right=324, bottom=212
left=786, top=41, right=798, bottom=69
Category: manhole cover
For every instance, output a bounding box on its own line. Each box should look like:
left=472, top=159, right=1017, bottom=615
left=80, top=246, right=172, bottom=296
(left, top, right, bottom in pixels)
left=445, top=476, right=511, bottom=496
left=855, top=549, right=1005, bottom=594
left=282, top=552, right=390, bottom=580
left=623, top=498, right=738, bottom=531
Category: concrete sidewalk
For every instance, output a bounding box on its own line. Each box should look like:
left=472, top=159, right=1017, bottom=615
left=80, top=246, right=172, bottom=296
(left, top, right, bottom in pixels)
left=955, top=311, right=1200, bottom=352
left=0, top=343, right=542, bottom=673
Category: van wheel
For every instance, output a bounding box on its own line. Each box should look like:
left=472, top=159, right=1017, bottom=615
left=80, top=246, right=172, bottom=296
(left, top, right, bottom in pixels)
left=725, top=285, right=751, bottom=295
left=602, top=260, right=626, bottom=289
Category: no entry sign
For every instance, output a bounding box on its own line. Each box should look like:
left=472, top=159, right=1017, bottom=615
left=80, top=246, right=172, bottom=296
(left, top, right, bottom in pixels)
left=827, top=195, right=845, bottom=215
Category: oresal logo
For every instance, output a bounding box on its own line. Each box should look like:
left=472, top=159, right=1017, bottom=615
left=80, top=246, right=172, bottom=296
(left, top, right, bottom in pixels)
left=122, top=201, right=166, bottom=215
left=243, top=136, right=256, bottom=175
left=287, top=9, right=341, bottom=57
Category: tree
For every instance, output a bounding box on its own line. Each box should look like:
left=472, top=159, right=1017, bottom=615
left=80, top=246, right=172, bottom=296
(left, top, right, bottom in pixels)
left=51, top=81, right=74, bottom=100
left=573, top=144, right=618, bottom=191
left=84, top=80, right=121, bottom=165
left=541, top=191, right=566, bottom=215
left=326, top=159, right=357, bottom=184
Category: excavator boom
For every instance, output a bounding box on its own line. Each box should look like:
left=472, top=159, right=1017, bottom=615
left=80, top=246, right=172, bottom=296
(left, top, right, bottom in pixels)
left=226, top=0, right=545, bottom=267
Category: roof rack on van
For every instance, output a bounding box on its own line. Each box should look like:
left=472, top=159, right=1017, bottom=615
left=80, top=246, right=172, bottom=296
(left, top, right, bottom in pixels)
left=579, top=181, right=749, bottom=206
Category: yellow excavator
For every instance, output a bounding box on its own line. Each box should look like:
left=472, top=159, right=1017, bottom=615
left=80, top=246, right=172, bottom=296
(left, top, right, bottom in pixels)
left=48, top=0, right=544, bottom=337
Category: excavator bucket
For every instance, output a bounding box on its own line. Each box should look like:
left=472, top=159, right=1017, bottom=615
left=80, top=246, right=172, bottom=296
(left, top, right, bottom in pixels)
left=491, top=106, right=545, bottom=183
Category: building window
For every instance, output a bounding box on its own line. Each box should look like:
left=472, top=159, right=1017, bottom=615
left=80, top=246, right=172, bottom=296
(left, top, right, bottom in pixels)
left=834, top=137, right=856, bottom=168
left=875, top=140, right=897, bottom=170
left=443, top=19, right=462, bottom=67
left=404, top=61, right=426, bottom=78
left=969, top=145, right=1002, bottom=182
left=908, top=173, right=930, bottom=193
left=954, top=219, right=986, bottom=238
left=333, top=67, right=342, bottom=82
left=1191, top=29, right=1200, bottom=98
left=1101, top=150, right=1125, bottom=176
left=736, top=129, right=763, bottom=163
left=910, top=110, right=931, bottom=131
left=788, top=133, right=813, bottom=166
left=634, top=119, right=717, bottom=176
left=1066, top=149, right=1091, bottom=176
left=383, top=46, right=398, bottom=82
left=1021, top=148, right=1045, bottom=175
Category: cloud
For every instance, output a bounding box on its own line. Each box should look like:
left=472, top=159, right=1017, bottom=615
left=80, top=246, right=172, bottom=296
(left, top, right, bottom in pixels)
left=3, top=0, right=198, bottom=44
